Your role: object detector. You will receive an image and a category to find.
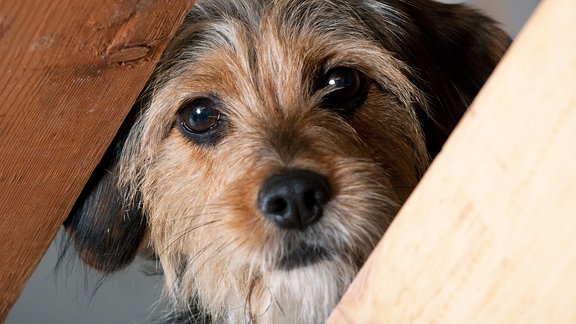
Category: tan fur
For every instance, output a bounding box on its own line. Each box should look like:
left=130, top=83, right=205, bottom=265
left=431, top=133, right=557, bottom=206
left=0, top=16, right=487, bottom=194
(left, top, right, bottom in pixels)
left=61, top=0, right=512, bottom=322
left=125, top=16, right=424, bottom=322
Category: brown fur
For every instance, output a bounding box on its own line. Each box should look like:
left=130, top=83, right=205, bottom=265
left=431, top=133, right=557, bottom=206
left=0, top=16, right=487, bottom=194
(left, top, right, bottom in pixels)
left=65, top=0, right=511, bottom=322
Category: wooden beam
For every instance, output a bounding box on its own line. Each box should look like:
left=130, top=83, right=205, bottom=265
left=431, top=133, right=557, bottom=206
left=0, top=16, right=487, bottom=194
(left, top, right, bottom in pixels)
left=0, top=0, right=194, bottom=320
left=329, top=0, right=576, bottom=322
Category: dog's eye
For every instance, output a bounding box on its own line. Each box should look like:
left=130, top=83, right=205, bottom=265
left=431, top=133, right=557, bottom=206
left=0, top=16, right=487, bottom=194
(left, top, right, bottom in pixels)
left=325, top=67, right=363, bottom=100
left=178, top=98, right=221, bottom=134
left=176, top=98, right=226, bottom=146
left=321, top=67, right=367, bottom=113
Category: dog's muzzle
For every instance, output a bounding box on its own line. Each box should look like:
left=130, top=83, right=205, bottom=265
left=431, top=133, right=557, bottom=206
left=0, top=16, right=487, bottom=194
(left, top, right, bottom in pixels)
left=257, top=169, right=331, bottom=230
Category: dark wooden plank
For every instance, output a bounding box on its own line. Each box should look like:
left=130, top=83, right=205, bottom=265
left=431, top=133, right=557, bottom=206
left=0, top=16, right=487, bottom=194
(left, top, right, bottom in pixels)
left=0, top=0, right=194, bottom=319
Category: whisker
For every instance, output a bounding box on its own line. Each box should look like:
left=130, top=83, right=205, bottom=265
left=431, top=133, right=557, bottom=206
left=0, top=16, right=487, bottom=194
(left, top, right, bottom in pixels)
left=198, top=239, right=236, bottom=264
left=158, top=220, right=222, bottom=256
left=159, top=210, right=220, bottom=223
left=244, top=277, right=257, bottom=323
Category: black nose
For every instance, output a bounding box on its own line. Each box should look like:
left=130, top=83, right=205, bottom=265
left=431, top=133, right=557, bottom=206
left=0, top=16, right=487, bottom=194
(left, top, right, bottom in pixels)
left=258, top=169, right=331, bottom=230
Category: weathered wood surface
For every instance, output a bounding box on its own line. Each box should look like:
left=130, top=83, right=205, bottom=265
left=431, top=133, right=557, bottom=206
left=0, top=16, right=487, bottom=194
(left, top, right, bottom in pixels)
left=329, top=0, right=576, bottom=322
left=0, top=0, right=194, bottom=320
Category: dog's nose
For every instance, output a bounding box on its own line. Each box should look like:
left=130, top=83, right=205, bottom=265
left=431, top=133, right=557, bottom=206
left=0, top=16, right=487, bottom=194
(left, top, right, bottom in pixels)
left=258, top=169, right=331, bottom=230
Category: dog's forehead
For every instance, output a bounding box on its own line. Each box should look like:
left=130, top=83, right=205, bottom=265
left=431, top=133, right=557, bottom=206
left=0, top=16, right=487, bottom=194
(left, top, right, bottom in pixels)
left=152, top=0, right=413, bottom=111
left=176, top=1, right=407, bottom=65
left=186, top=0, right=406, bottom=38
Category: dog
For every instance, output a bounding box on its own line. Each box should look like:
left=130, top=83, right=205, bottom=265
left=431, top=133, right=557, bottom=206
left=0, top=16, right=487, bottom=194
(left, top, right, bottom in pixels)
left=64, top=0, right=511, bottom=322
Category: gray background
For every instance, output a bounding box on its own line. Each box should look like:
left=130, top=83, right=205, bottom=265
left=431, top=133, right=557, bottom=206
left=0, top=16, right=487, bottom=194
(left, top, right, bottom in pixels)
left=7, top=1, right=539, bottom=323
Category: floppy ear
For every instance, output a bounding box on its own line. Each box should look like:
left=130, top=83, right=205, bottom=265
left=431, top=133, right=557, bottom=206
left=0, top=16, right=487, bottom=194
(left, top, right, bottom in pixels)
left=64, top=114, right=146, bottom=273
left=393, top=0, right=513, bottom=158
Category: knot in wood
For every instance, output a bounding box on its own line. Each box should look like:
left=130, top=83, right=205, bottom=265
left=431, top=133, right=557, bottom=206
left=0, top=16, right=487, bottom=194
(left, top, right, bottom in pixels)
left=106, top=45, right=151, bottom=64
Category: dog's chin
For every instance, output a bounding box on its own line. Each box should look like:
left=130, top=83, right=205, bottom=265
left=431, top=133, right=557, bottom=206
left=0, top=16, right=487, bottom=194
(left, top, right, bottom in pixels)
left=254, top=254, right=358, bottom=324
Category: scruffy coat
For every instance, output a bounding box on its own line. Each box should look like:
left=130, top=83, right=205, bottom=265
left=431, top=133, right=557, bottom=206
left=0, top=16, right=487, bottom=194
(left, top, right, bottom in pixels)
left=66, top=1, right=510, bottom=322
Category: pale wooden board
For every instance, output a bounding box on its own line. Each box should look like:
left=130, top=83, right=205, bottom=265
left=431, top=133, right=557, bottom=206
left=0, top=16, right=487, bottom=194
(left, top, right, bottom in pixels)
left=329, top=0, right=576, bottom=322
left=0, top=0, right=194, bottom=319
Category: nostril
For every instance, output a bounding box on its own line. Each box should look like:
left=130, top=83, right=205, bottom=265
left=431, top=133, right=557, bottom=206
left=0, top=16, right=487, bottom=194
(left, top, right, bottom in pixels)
left=257, top=169, right=332, bottom=230
left=264, top=196, right=288, bottom=215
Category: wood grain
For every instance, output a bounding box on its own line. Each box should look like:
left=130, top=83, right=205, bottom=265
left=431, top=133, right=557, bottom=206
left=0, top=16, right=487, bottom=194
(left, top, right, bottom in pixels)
left=329, top=0, right=576, bottom=322
left=0, top=0, right=194, bottom=319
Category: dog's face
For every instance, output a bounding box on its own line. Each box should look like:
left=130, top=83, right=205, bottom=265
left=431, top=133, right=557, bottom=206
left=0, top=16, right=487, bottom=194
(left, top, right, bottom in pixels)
left=66, top=0, right=510, bottom=322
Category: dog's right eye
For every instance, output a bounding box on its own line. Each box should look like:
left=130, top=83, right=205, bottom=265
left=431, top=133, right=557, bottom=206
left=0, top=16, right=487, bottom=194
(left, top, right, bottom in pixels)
left=177, top=98, right=225, bottom=145
left=318, top=67, right=368, bottom=115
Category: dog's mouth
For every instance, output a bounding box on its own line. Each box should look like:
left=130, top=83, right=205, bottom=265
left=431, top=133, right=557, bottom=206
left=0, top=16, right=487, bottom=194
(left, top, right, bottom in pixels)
left=277, top=244, right=333, bottom=271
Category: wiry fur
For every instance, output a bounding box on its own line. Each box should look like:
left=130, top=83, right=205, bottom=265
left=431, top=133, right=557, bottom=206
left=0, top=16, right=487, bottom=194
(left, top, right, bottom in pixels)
left=65, top=0, right=511, bottom=323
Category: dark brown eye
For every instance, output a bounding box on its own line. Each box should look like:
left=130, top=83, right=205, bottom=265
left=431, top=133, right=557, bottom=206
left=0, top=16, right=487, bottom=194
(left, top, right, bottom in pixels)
left=325, top=67, right=362, bottom=99
left=179, top=98, right=221, bottom=134
left=321, top=67, right=367, bottom=114
left=177, top=97, right=226, bottom=146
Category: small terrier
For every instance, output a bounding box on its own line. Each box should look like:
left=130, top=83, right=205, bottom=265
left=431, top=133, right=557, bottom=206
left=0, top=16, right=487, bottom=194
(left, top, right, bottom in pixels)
left=65, top=0, right=511, bottom=322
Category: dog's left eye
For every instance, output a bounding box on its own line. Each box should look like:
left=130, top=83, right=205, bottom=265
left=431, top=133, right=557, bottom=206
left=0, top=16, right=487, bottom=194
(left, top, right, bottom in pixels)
left=177, top=98, right=225, bottom=145
left=320, top=67, right=367, bottom=113
left=179, top=98, right=221, bottom=133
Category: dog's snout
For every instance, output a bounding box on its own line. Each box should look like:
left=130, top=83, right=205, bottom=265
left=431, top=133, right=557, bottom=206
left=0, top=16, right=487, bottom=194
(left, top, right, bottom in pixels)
left=258, top=169, right=331, bottom=230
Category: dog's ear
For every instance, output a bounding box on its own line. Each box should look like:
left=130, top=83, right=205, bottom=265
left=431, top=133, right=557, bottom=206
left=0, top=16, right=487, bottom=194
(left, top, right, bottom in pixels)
left=387, top=1, right=512, bottom=157
left=64, top=114, right=146, bottom=273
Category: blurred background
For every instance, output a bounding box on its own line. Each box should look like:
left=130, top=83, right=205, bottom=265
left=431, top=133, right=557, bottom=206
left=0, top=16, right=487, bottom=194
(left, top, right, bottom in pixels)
left=7, top=0, right=540, bottom=323
left=443, top=0, right=539, bottom=37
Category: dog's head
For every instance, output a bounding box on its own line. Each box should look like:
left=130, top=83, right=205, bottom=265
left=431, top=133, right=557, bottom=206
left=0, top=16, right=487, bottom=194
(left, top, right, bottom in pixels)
left=66, top=0, right=510, bottom=322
